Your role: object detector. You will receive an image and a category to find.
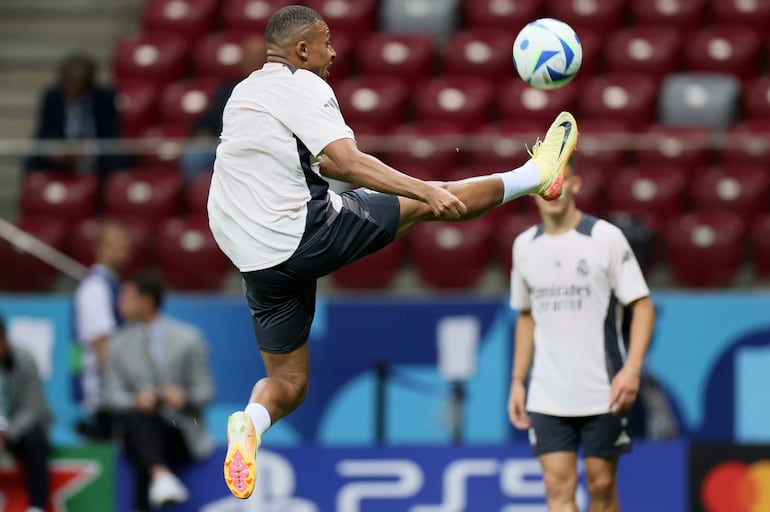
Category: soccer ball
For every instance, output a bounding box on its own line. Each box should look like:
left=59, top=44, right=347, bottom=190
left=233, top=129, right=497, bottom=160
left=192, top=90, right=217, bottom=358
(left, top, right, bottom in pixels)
left=512, top=18, right=582, bottom=90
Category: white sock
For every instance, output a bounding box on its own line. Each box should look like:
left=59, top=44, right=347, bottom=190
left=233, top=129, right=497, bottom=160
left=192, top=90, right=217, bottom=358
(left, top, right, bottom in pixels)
left=245, top=403, right=272, bottom=436
left=494, top=160, right=542, bottom=204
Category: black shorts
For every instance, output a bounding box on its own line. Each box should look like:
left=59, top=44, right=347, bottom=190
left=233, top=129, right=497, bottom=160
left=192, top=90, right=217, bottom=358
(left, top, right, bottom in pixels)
left=241, top=189, right=400, bottom=354
left=528, top=412, right=632, bottom=459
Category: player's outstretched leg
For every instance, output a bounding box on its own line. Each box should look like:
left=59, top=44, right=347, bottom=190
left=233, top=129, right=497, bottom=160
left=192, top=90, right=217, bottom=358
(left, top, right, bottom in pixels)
left=223, top=411, right=260, bottom=499
left=396, top=111, right=578, bottom=236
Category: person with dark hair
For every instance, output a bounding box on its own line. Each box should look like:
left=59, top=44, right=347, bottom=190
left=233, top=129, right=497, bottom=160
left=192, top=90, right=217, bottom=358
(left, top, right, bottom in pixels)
left=0, top=314, right=52, bottom=512
left=507, top=159, right=656, bottom=511
left=72, top=219, right=131, bottom=440
left=26, top=51, right=122, bottom=177
left=209, top=5, right=578, bottom=499
left=106, top=271, right=214, bottom=510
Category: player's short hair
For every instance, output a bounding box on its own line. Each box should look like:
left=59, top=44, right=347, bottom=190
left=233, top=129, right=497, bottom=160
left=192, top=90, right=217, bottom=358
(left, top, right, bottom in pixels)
left=265, top=5, right=324, bottom=47
left=125, top=269, right=165, bottom=310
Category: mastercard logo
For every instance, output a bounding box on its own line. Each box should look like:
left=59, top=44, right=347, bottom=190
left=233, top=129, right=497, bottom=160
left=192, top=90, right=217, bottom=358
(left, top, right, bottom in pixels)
left=701, top=460, right=770, bottom=512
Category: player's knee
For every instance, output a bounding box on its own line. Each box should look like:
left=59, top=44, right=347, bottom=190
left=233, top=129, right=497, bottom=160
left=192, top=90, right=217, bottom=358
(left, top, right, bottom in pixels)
left=586, top=472, right=616, bottom=500
left=543, top=470, right=577, bottom=502
left=282, top=371, right=309, bottom=407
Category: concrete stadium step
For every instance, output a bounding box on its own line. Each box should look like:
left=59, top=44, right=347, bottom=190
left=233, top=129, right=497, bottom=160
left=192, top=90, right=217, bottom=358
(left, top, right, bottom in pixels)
left=0, top=0, right=143, bottom=20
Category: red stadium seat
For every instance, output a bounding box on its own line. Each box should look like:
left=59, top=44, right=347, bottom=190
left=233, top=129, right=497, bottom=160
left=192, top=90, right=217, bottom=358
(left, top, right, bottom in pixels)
left=187, top=171, right=212, bottom=215
left=413, top=76, right=495, bottom=128
left=750, top=214, right=770, bottom=279
left=410, top=218, right=494, bottom=289
left=222, top=0, right=293, bottom=33
left=497, top=78, right=578, bottom=125
left=635, top=125, right=713, bottom=171
left=20, top=172, right=98, bottom=223
left=116, top=79, right=159, bottom=138
left=141, top=0, right=217, bottom=44
left=103, top=169, right=183, bottom=222
left=684, top=25, right=762, bottom=77
left=463, top=0, right=543, bottom=31
left=494, top=210, right=542, bottom=278
left=573, top=164, right=604, bottom=216
left=304, top=0, right=377, bottom=39
left=157, top=215, right=231, bottom=290
left=113, top=33, right=189, bottom=87
left=335, top=76, right=410, bottom=132
left=630, top=0, right=706, bottom=31
left=690, top=165, right=770, bottom=223
left=604, top=27, right=682, bottom=82
left=0, top=218, right=68, bottom=291
left=443, top=29, right=518, bottom=81
left=331, top=236, right=406, bottom=289
left=469, top=121, right=543, bottom=173
left=138, top=124, right=189, bottom=169
left=575, top=119, right=631, bottom=172
left=578, top=73, right=658, bottom=129
left=545, top=0, right=626, bottom=34
left=193, top=32, right=256, bottom=82
left=742, top=77, right=770, bottom=120
left=386, top=121, right=466, bottom=174
left=720, top=120, right=770, bottom=165
left=606, top=165, right=688, bottom=227
left=159, top=78, right=222, bottom=133
left=68, top=217, right=153, bottom=276
left=711, top=0, right=770, bottom=33
left=664, top=211, right=747, bottom=287
left=356, top=34, right=435, bottom=86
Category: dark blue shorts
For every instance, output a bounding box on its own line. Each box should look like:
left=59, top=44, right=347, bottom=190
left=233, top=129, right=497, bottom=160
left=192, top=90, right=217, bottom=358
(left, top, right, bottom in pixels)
left=241, top=189, right=400, bottom=354
left=528, top=412, right=632, bottom=459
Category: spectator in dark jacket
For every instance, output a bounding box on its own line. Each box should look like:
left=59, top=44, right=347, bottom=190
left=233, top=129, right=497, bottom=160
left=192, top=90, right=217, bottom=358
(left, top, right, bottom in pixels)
left=26, top=52, right=123, bottom=178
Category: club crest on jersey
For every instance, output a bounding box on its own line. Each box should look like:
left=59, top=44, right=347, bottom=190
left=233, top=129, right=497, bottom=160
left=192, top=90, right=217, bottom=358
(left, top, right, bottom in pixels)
left=576, top=259, right=590, bottom=276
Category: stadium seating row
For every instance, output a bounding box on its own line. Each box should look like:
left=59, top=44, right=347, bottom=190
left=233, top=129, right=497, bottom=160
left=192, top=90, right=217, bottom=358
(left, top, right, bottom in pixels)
left=113, top=26, right=770, bottom=90
left=136, top=0, right=770, bottom=44
left=4, top=208, right=770, bottom=292
left=116, top=72, right=770, bottom=139
left=20, top=159, right=770, bottom=227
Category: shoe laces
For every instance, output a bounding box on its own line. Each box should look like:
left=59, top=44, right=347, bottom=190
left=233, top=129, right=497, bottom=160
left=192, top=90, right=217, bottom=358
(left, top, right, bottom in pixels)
left=526, top=138, right=542, bottom=158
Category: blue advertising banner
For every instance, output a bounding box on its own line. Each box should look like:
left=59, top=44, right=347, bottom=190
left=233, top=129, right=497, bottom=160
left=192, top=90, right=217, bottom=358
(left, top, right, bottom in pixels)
left=1, top=292, right=769, bottom=445
left=117, top=442, right=687, bottom=512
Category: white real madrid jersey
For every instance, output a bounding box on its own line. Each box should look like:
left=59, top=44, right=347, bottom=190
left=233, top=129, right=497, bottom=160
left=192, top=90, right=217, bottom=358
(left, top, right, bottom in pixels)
left=510, top=214, right=650, bottom=416
left=208, top=63, right=354, bottom=272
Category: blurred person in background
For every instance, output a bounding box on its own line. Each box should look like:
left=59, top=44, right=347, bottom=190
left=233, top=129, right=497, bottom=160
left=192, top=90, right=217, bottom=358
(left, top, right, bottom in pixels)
left=0, top=313, right=51, bottom=512
left=507, top=159, right=656, bottom=512
left=107, top=270, right=214, bottom=511
left=72, top=219, right=131, bottom=440
left=25, top=52, right=123, bottom=178
left=180, top=36, right=268, bottom=184
left=210, top=5, right=577, bottom=500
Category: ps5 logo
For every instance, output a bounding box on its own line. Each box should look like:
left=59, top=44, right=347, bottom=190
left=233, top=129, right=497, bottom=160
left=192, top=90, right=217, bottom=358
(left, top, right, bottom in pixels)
left=337, top=457, right=588, bottom=512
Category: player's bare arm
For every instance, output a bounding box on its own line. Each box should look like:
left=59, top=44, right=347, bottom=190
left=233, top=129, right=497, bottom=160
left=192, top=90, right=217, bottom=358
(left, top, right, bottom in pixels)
left=609, top=295, right=655, bottom=414
left=508, top=310, right=535, bottom=429
left=321, top=138, right=467, bottom=220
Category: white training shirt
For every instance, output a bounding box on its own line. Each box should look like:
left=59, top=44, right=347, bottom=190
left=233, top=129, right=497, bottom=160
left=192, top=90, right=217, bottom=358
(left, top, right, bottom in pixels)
left=74, top=264, right=120, bottom=411
left=208, top=62, right=355, bottom=272
left=510, top=214, right=650, bottom=416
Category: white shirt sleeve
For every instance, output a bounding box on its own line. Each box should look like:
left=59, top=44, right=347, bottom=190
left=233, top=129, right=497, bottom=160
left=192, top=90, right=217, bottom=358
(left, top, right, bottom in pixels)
left=74, top=276, right=117, bottom=346
left=270, top=72, right=354, bottom=156
left=607, top=225, right=650, bottom=306
left=510, top=235, right=532, bottom=311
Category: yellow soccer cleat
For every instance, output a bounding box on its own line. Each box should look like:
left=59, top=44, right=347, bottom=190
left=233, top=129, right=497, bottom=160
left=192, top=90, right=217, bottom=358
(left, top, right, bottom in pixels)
left=223, top=411, right=261, bottom=499
left=528, top=111, right=579, bottom=201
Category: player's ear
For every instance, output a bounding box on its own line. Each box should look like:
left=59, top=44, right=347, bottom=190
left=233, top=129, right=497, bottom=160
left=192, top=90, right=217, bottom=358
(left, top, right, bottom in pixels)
left=569, top=174, right=583, bottom=195
left=294, top=40, right=309, bottom=62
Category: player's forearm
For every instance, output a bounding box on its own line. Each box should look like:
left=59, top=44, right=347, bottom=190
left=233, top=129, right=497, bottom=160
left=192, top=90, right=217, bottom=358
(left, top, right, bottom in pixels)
left=625, top=296, right=655, bottom=373
left=334, top=151, right=436, bottom=202
left=512, top=311, right=535, bottom=382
